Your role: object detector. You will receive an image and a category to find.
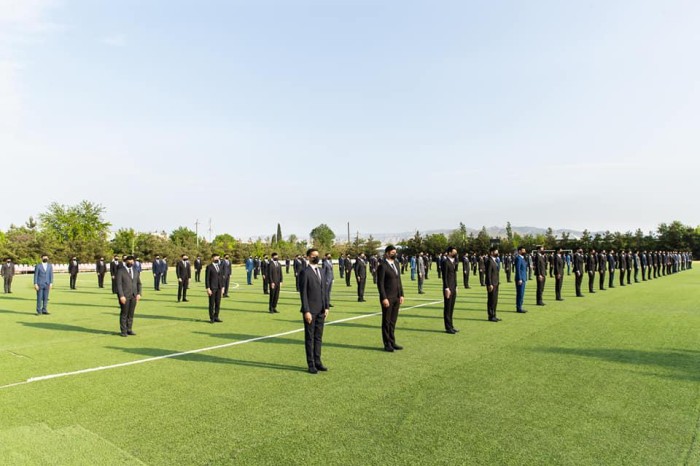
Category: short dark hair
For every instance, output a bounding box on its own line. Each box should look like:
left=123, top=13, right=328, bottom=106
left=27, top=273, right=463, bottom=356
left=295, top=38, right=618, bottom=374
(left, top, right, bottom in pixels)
left=446, top=246, right=456, bottom=254
left=385, top=245, right=396, bottom=254
left=489, top=246, right=498, bottom=253
left=306, top=248, right=318, bottom=257
left=211, top=253, right=219, bottom=258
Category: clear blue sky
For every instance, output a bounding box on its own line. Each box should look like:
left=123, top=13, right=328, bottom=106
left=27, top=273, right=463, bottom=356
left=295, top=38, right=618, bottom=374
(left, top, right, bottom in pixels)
left=2, top=0, right=699, bottom=240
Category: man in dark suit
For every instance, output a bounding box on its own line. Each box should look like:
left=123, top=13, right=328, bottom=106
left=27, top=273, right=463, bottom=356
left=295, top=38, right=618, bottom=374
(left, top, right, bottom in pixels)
left=344, top=256, right=353, bottom=287
left=586, top=249, right=597, bottom=294
left=95, top=257, right=107, bottom=288
left=161, top=257, right=169, bottom=284
left=553, top=248, right=565, bottom=301
left=285, top=257, right=291, bottom=274
left=416, top=252, right=426, bottom=294
left=322, top=253, right=334, bottom=307
left=608, top=250, right=617, bottom=288
left=338, top=254, right=345, bottom=279
left=176, top=254, right=192, bottom=302
left=110, top=255, right=120, bottom=294
left=1, top=258, right=15, bottom=293
left=618, top=250, right=626, bottom=287
left=354, top=253, right=367, bottom=302
left=627, top=250, right=634, bottom=284
left=152, top=255, right=164, bottom=291
left=222, top=254, right=232, bottom=297
left=441, top=246, right=459, bottom=334
left=266, top=252, right=283, bottom=313
left=503, top=254, right=513, bottom=283
left=377, top=245, right=404, bottom=352
left=261, top=255, right=270, bottom=295
left=294, top=255, right=304, bottom=291
left=478, top=255, right=486, bottom=286
left=598, top=250, right=607, bottom=290
left=534, top=246, right=547, bottom=306
left=485, top=247, right=501, bottom=322
left=205, top=254, right=225, bottom=323
left=194, top=256, right=203, bottom=282
left=116, top=255, right=142, bottom=337
left=299, top=248, right=329, bottom=374
left=68, top=256, right=79, bottom=289
left=461, top=252, right=471, bottom=289
left=573, top=248, right=585, bottom=298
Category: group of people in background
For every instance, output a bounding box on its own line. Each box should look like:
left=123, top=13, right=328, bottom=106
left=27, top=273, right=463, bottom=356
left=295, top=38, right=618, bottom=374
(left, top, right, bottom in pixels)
left=1, top=244, right=692, bottom=374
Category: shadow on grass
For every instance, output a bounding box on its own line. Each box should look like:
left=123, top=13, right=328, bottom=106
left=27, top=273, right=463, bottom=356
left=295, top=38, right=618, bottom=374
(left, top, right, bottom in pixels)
left=192, top=331, right=382, bottom=352
left=331, top=321, right=447, bottom=334
left=105, top=346, right=305, bottom=373
left=534, top=347, right=700, bottom=382
left=20, top=321, right=114, bottom=335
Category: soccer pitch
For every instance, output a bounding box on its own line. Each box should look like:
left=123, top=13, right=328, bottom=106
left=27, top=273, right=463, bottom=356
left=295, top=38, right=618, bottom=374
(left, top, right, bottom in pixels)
left=0, top=265, right=698, bottom=465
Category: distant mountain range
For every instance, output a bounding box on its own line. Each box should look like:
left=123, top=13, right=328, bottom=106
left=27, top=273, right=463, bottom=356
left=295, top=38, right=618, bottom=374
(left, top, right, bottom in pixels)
left=354, top=226, right=602, bottom=245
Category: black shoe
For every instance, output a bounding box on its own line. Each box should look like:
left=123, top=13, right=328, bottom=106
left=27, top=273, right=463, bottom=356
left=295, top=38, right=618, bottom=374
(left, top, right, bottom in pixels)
left=120, top=333, right=127, bottom=337
left=308, top=367, right=318, bottom=374
left=127, top=331, right=136, bottom=336
left=446, top=329, right=458, bottom=334
left=210, top=319, right=215, bottom=324
left=223, top=294, right=230, bottom=297
left=556, top=298, right=564, bottom=301
left=537, top=302, right=545, bottom=306
left=418, top=291, right=425, bottom=294
left=42, top=311, right=50, bottom=315
left=577, top=294, right=584, bottom=297
left=488, top=317, right=501, bottom=322
left=214, top=318, right=223, bottom=323
left=183, top=299, right=189, bottom=302
left=315, top=364, right=328, bottom=371
left=516, top=310, right=528, bottom=313
left=384, top=346, right=394, bottom=352
left=393, top=344, right=404, bottom=349
left=273, top=309, right=279, bottom=313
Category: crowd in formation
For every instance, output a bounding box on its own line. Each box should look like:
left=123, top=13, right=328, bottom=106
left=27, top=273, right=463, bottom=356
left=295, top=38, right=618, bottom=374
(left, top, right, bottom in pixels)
left=1, top=246, right=692, bottom=374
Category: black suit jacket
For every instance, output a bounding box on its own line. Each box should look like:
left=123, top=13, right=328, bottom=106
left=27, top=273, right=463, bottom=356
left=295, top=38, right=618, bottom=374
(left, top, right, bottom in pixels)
left=176, top=260, right=192, bottom=281
left=485, top=257, right=500, bottom=287
left=299, top=266, right=328, bottom=315
left=116, top=265, right=142, bottom=298
left=266, top=260, right=283, bottom=285
left=354, top=259, right=367, bottom=279
left=553, top=254, right=565, bottom=276
left=441, top=257, right=457, bottom=291
left=535, top=253, right=547, bottom=276
left=194, top=259, right=202, bottom=271
left=205, top=263, right=225, bottom=291
left=95, top=261, right=107, bottom=274
left=109, top=260, right=120, bottom=277
left=376, top=259, right=404, bottom=301
left=68, top=260, right=79, bottom=274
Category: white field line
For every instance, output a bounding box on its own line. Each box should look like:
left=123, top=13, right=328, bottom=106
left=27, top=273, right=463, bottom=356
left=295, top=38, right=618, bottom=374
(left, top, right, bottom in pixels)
left=0, top=300, right=442, bottom=391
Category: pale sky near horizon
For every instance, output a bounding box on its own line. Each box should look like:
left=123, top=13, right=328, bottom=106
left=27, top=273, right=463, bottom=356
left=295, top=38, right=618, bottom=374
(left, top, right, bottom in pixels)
left=1, top=0, right=699, bottom=241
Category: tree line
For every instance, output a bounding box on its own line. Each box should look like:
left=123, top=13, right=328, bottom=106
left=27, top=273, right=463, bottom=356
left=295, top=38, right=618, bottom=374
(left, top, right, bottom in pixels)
left=0, top=202, right=697, bottom=264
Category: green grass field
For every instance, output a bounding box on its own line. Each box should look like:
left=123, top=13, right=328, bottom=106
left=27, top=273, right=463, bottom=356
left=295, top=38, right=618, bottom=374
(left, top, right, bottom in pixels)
left=0, top=265, right=698, bottom=465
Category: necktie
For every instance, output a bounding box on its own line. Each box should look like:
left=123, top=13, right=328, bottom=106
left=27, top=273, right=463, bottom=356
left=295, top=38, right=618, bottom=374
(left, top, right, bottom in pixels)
left=390, top=261, right=397, bottom=275
left=214, top=264, right=219, bottom=273
left=129, top=267, right=133, bottom=279
left=315, top=267, right=321, bottom=282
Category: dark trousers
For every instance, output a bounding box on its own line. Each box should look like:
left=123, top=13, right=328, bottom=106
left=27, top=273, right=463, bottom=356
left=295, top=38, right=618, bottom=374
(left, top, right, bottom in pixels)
left=575, top=273, right=583, bottom=296
left=269, top=283, right=280, bottom=311
left=153, top=273, right=162, bottom=290
left=381, top=298, right=401, bottom=348
left=516, top=282, right=525, bottom=311
left=487, top=285, right=499, bottom=319
left=357, top=277, right=366, bottom=300
left=599, top=272, right=606, bottom=290
left=208, top=290, right=222, bottom=320
left=339, top=267, right=344, bottom=278
left=225, top=275, right=231, bottom=296
left=97, top=273, right=105, bottom=288
left=111, top=276, right=117, bottom=294
left=263, top=277, right=268, bottom=295
left=3, top=276, right=12, bottom=293
left=246, top=270, right=252, bottom=285
left=634, top=268, right=639, bottom=282
left=627, top=269, right=631, bottom=284
left=536, top=277, right=545, bottom=304
left=162, top=271, right=167, bottom=284
left=641, top=267, right=646, bottom=281
left=178, top=279, right=189, bottom=301
left=588, top=272, right=595, bottom=293
left=479, top=271, right=485, bottom=286
left=555, top=277, right=563, bottom=299
left=295, top=274, right=300, bottom=292
left=69, top=273, right=78, bottom=289
left=443, top=291, right=456, bottom=331
left=195, top=269, right=201, bottom=282
left=417, top=275, right=424, bottom=293
left=345, top=270, right=351, bottom=287
left=119, top=297, right=137, bottom=334
left=326, top=280, right=333, bottom=306
left=463, top=271, right=470, bottom=288
left=619, top=270, right=625, bottom=286
left=609, top=271, right=615, bottom=288
left=303, top=312, right=325, bottom=368
left=505, top=270, right=512, bottom=283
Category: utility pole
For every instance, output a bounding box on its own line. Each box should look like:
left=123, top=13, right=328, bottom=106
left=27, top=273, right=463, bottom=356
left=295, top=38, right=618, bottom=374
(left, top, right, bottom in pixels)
left=195, top=219, right=200, bottom=247
left=208, top=219, right=213, bottom=242
left=347, top=222, right=350, bottom=244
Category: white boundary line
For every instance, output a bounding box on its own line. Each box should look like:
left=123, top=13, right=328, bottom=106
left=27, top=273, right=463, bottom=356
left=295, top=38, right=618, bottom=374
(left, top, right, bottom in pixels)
left=0, top=300, right=441, bottom=390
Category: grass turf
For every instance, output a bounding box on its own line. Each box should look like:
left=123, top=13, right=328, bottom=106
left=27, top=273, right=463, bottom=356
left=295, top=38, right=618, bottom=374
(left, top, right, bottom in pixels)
left=0, top=265, right=698, bottom=465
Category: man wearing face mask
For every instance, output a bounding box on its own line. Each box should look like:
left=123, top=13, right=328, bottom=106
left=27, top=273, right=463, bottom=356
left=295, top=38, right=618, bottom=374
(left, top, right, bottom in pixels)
left=205, top=254, right=225, bottom=323
left=116, top=255, right=142, bottom=337
left=110, top=255, right=121, bottom=294
left=33, top=255, right=54, bottom=315
left=377, top=245, right=405, bottom=352
left=553, top=247, right=565, bottom=301
left=354, top=253, right=368, bottom=302
left=68, top=256, right=79, bottom=289
left=1, top=258, right=15, bottom=293
left=95, top=256, right=107, bottom=288
left=299, top=248, right=329, bottom=374
left=416, top=251, right=426, bottom=294
left=176, top=254, right=192, bottom=302
left=441, top=246, right=459, bottom=334
left=485, top=247, right=501, bottom=322
left=266, top=252, right=283, bottom=313
left=322, top=253, right=335, bottom=307
left=222, top=254, right=232, bottom=298
left=514, top=247, right=528, bottom=313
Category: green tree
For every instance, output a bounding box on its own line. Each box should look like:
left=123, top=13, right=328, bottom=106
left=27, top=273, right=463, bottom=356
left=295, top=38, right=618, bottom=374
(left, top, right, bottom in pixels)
left=39, top=200, right=111, bottom=260
left=276, top=224, right=283, bottom=244
left=310, top=224, right=335, bottom=251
